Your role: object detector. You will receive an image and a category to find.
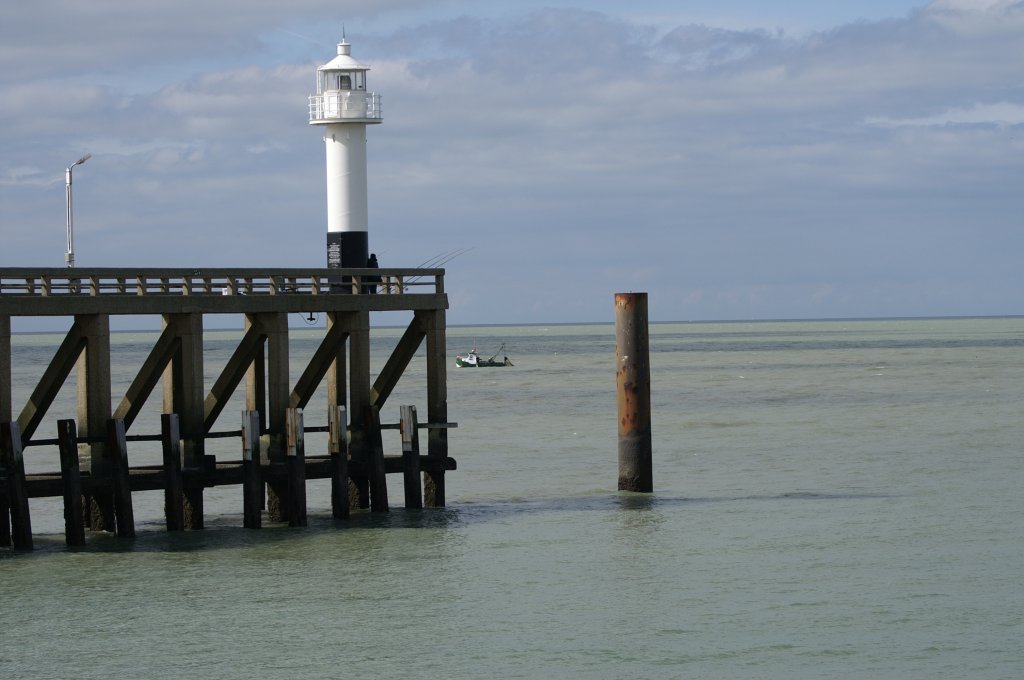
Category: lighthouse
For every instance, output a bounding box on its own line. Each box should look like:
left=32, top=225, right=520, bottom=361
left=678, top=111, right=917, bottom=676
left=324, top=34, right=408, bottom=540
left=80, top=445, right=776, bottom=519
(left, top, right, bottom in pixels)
left=309, top=38, right=383, bottom=272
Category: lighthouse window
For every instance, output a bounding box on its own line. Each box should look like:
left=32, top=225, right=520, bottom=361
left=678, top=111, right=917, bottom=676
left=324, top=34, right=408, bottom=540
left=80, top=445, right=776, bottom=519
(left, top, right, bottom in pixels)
left=336, top=74, right=352, bottom=90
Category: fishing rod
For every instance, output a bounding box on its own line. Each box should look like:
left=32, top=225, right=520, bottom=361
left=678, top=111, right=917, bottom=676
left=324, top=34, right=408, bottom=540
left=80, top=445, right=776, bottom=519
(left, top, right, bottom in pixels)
left=296, top=247, right=471, bottom=316
left=414, top=247, right=472, bottom=270
left=406, top=247, right=474, bottom=284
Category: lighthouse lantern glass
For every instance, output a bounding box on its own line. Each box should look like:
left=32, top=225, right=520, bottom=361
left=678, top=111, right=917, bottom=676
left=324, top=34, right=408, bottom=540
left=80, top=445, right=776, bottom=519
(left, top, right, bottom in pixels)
left=319, top=70, right=365, bottom=93
left=321, top=71, right=366, bottom=92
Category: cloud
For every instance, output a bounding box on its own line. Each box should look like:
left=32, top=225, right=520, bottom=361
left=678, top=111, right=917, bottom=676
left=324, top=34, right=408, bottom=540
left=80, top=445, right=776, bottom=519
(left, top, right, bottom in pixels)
left=922, top=0, right=1024, bottom=34
left=653, top=23, right=781, bottom=69
left=928, top=0, right=1023, bottom=12
left=867, top=102, right=1024, bottom=127
left=931, top=0, right=1014, bottom=8
left=0, top=1, right=425, bottom=80
left=2, top=2, right=1023, bottom=322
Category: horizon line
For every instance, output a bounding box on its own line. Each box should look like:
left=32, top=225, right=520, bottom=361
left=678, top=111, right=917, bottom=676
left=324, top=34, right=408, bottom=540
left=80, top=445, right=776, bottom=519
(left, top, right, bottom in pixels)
left=8, top=313, right=1023, bottom=336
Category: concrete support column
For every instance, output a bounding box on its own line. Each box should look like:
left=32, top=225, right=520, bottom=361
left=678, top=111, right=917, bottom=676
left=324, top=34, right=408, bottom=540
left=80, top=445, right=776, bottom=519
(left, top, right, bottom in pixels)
left=162, top=313, right=205, bottom=528
left=76, top=314, right=113, bottom=529
left=348, top=311, right=371, bottom=508
left=326, top=312, right=353, bottom=514
left=421, top=308, right=449, bottom=507
left=247, top=313, right=289, bottom=520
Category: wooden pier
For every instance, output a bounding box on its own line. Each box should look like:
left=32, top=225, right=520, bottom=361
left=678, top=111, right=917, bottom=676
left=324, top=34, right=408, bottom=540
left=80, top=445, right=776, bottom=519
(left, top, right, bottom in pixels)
left=0, top=267, right=453, bottom=550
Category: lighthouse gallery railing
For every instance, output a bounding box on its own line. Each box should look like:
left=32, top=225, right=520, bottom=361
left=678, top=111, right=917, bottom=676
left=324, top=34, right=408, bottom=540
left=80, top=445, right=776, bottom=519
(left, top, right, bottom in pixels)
left=308, top=91, right=383, bottom=123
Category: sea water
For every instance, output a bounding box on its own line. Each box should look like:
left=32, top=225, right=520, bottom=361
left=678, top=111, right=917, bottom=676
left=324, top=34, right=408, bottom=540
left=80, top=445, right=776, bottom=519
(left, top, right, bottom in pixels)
left=2, top=317, right=1022, bottom=679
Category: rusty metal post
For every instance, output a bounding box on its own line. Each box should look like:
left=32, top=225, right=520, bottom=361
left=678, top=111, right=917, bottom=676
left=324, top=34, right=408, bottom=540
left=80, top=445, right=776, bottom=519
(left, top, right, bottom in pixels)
left=615, top=292, right=652, bottom=492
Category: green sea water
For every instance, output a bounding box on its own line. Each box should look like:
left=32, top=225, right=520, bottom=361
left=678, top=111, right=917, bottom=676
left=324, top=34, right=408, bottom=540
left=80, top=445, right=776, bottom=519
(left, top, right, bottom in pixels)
left=2, top=317, right=1022, bottom=679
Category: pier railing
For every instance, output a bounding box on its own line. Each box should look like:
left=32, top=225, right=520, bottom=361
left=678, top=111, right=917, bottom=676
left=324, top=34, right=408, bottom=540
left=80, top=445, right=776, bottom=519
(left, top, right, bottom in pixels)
left=0, top=267, right=441, bottom=297
left=0, top=267, right=446, bottom=315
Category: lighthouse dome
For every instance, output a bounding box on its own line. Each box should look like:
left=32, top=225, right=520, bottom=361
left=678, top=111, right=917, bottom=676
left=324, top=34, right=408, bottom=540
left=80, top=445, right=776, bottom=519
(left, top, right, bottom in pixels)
left=318, top=41, right=370, bottom=73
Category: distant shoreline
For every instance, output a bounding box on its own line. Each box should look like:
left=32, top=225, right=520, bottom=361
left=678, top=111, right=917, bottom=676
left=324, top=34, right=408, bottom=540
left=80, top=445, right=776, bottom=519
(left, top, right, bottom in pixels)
left=9, top=314, right=1023, bottom=336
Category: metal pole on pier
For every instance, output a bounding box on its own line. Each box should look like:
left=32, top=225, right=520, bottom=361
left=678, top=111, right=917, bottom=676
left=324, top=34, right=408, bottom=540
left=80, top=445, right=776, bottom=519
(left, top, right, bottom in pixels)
left=615, top=292, right=652, bottom=492
left=65, top=153, right=91, bottom=268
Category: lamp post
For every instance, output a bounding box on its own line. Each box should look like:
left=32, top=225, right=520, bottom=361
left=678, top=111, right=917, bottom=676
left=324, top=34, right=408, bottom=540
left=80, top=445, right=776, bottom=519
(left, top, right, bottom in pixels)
left=65, top=153, right=91, bottom=268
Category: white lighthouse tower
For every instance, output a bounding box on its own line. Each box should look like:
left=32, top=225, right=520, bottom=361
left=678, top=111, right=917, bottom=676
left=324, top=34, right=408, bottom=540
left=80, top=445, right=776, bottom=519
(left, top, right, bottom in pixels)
left=309, top=38, right=383, bottom=271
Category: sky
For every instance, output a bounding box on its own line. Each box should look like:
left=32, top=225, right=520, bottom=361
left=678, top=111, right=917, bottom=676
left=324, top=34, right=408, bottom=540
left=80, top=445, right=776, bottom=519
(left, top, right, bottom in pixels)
left=2, top=0, right=1022, bottom=327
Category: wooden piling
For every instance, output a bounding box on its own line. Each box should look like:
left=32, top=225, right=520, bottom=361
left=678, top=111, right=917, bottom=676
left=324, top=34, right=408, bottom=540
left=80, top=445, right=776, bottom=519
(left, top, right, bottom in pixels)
left=241, top=410, right=263, bottom=529
left=1, top=421, right=33, bottom=550
left=107, top=418, right=136, bottom=538
left=366, top=406, right=389, bottom=512
left=0, top=313, right=9, bottom=546
left=615, top=292, right=653, bottom=493
left=400, top=405, right=423, bottom=509
left=328, top=405, right=350, bottom=519
left=161, top=413, right=185, bottom=531
left=285, top=408, right=307, bottom=527
left=0, top=463, right=9, bottom=546
left=57, top=419, right=86, bottom=546
left=1, top=314, right=11, bottom=426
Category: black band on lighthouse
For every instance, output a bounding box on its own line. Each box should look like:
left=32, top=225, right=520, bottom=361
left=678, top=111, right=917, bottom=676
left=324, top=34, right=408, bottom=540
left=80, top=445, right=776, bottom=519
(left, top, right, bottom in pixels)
left=326, top=231, right=369, bottom=269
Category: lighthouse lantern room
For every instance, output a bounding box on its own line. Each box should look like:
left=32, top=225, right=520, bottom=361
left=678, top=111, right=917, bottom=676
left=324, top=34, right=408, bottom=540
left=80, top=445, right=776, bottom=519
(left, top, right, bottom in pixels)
left=309, top=38, right=383, bottom=271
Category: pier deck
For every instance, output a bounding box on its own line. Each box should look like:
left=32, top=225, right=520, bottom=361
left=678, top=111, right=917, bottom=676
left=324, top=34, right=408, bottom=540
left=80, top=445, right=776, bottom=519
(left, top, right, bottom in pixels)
left=0, top=267, right=452, bottom=549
